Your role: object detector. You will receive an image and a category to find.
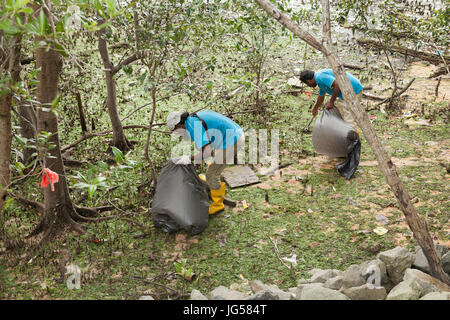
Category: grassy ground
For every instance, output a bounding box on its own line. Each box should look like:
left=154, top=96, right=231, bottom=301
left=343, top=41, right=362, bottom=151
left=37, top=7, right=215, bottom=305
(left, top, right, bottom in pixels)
left=1, top=68, right=448, bottom=299
left=1, top=21, right=449, bottom=299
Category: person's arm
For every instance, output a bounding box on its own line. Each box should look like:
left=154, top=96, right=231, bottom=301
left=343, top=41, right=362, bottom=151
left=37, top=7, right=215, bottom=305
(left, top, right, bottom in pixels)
left=312, top=95, right=325, bottom=117
left=325, top=81, right=340, bottom=109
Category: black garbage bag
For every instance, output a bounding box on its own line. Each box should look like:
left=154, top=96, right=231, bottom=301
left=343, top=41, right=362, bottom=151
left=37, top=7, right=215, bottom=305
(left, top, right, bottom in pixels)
left=312, top=107, right=361, bottom=179
left=152, top=158, right=210, bottom=235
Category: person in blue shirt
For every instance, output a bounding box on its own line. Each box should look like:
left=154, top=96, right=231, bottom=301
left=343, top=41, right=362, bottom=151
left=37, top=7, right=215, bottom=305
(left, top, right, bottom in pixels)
left=299, top=69, right=363, bottom=129
left=166, top=110, right=244, bottom=214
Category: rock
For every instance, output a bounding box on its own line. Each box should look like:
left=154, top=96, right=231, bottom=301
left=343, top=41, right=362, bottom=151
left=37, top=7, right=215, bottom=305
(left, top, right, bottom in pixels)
left=419, top=292, right=450, bottom=300
left=208, top=286, right=249, bottom=300
left=297, top=278, right=310, bottom=285
left=230, top=282, right=252, bottom=295
left=342, top=264, right=365, bottom=289
left=386, top=278, right=422, bottom=300
left=296, top=283, right=349, bottom=300
left=377, top=246, right=415, bottom=284
left=190, top=289, right=208, bottom=300
left=359, top=259, right=389, bottom=286
left=413, top=245, right=449, bottom=274
left=247, top=289, right=281, bottom=300
left=288, top=287, right=298, bottom=298
left=249, top=280, right=266, bottom=293
left=139, top=295, right=154, bottom=300
left=441, top=251, right=450, bottom=274
left=248, top=280, right=293, bottom=300
left=341, top=284, right=387, bottom=300
left=309, top=269, right=341, bottom=284
left=403, top=268, right=450, bottom=296
left=323, top=276, right=343, bottom=290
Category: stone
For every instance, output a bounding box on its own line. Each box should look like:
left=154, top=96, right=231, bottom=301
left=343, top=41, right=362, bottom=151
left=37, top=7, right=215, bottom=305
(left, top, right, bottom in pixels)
left=309, top=269, right=341, bottom=284
left=230, top=282, right=252, bottom=295
left=247, top=289, right=281, bottom=300
left=403, top=268, right=450, bottom=296
left=342, top=264, right=365, bottom=289
left=249, top=280, right=266, bottom=293
left=139, top=295, right=154, bottom=300
left=296, top=283, right=349, bottom=300
left=441, top=251, right=450, bottom=274
left=207, top=286, right=249, bottom=300
left=190, top=289, right=208, bottom=300
left=386, top=278, right=422, bottom=300
left=419, top=292, right=450, bottom=300
left=248, top=280, right=293, bottom=300
left=222, top=166, right=260, bottom=188
left=377, top=246, right=415, bottom=284
left=323, top=276, right=343, bottom=291
left=359, top=259, right=388, bottom=286
left=297, top=278, right=310, bottom=285
left=288, top=287, right=298, bottom=298
left=413, top=245, right=449, bottom=274
left=341, top=284, right=387, bottom=300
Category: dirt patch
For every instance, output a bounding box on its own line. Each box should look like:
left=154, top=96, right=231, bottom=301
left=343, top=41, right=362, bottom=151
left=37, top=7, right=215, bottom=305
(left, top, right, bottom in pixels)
left=402, top=61, right=450, bottom=104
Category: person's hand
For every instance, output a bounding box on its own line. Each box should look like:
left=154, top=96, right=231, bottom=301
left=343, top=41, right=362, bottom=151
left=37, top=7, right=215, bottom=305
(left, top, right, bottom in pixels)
left=325, top=101, right=334, bottom=109
left=312, top=107, right=318, bottom=117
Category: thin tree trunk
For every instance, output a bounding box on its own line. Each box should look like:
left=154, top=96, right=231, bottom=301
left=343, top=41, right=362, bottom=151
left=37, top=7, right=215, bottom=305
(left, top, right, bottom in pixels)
left=0, top=33, right=21, bottom=212
left=97, top=23, right=131, bottom=152
left=75, top=91, right=88, bottom=133
left=17, top=104, right=37, bottom=164
left=33, top=4, right=84, bottom=238
left=254, top=0, right=449, bottom=285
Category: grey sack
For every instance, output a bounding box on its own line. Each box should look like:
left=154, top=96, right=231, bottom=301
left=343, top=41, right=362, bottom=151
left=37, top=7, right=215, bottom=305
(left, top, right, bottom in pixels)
left=152, top=158, right=210, bottom=235
left=312, top=107, right=361, bottom=179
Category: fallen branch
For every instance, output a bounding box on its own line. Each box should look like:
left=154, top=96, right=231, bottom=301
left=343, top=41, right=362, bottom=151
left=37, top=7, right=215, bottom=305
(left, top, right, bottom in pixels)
left=374, top=78, right=415, bottom=107
left=429, top=67, right=448, bottom=79
left=343, top=63, right=364, bottom=70
left=61, top=123, right=167, bottom=153
left=362, top=92, right=386, bottom=101
left=357, top=38, right=450, bottom=66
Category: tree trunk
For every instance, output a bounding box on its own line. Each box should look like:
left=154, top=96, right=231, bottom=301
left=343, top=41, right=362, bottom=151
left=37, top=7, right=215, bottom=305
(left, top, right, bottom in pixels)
left=254, top=0, right=449, bottom=285
left=32, top=5, right=84, bottom=238
left=97, top=24, right=131, bottom=152
left=17, top=104, right=37, bottom=164
left=0, top=33, right=21, bottom=212
left=75, top=91, right=88, bottom=133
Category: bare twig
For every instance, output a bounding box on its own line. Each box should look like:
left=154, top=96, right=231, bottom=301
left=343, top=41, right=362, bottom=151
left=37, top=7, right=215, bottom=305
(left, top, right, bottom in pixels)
left=267, top=235, right=290, bottom=269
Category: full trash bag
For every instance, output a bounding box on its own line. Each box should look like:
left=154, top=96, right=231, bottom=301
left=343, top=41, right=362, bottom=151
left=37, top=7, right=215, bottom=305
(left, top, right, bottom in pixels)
left=312, top=107, right=361, bottom=179
left=152, top=158, right=210, bottom=235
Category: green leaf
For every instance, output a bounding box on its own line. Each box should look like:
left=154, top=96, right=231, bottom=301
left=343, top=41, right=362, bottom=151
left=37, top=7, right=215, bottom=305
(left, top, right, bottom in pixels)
left=38, top=8, right=48, bottom=35
left=25, top=17, right=41, bottom=36
left=0, top=19, right=22, bottom=35
left=51, top=94, right=61, bottom=108
left=105, top=0, right=117, bottom=17
left=14, top=134, right=27, bottom=146
left=14, top=0, right=31, bottom=12
left=111, top=146, right=124, bottom=164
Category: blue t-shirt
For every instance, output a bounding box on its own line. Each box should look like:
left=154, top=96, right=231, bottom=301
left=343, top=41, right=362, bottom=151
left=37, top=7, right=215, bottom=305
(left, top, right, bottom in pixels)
left=314, top=69, right=363, bottom=100
left=184, top=110, right=243, bottom=150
